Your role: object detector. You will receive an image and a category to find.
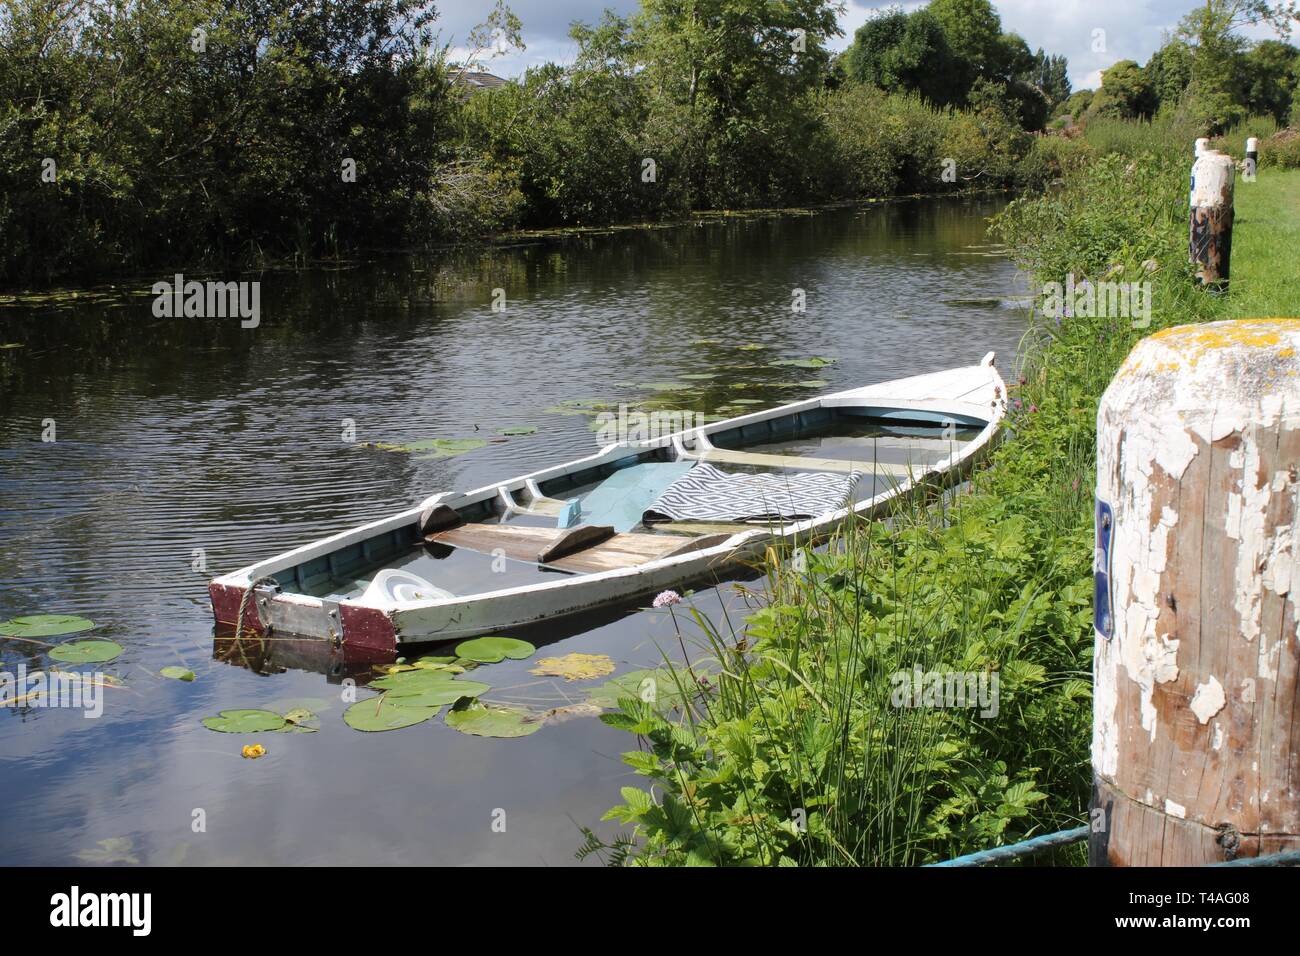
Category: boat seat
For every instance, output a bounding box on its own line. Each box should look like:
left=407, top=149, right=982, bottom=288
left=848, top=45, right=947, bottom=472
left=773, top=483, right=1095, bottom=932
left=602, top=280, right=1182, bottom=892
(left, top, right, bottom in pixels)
left=425, top=522, right=733, bottom=573
left=682, top=447, right=919, bottom=476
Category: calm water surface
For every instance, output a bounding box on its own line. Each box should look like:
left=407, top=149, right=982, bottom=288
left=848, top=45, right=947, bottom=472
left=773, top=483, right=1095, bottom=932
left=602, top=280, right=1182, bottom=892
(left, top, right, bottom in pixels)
left=0, top=197, right=1029, bottom=865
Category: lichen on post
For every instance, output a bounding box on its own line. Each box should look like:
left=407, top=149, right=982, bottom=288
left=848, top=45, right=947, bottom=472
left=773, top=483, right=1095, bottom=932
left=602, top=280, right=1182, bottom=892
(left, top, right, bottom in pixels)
left=1091, top=318, right=1300, bottom=865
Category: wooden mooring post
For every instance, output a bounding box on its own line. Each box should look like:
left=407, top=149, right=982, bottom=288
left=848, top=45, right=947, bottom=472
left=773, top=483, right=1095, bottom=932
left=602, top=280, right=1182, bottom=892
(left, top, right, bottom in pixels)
left=1091, top=319, right=1300, bottom=865
left=1189, top=149, right=1235, bottom=289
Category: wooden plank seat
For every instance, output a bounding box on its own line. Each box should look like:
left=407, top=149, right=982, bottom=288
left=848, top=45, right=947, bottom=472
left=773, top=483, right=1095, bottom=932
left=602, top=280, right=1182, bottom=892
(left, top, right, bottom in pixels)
left=425, top=523, right=734, bottom=573
left=682, top=447, right=920, bottom=476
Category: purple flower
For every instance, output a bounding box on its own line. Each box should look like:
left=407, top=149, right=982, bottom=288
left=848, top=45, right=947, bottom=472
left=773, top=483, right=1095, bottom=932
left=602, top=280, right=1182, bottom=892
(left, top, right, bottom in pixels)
left=1013, top=398, right=1023, bottom=410
left=653, top=590, right=682, bottom=608
left=1029, top=404, right=1038, bottom=413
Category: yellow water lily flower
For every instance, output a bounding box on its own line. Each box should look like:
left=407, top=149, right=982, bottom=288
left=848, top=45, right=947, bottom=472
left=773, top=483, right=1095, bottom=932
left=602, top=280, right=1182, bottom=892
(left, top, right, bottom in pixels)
left=241, top=744, right=267, bottom=759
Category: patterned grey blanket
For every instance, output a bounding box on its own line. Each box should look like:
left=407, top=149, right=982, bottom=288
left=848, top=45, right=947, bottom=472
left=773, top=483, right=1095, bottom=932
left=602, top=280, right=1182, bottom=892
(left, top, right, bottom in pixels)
left=642, top=463, right=863, bottom=524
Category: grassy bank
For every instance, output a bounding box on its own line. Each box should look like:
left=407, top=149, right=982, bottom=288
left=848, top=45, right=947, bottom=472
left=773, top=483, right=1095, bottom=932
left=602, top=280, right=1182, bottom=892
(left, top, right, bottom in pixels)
left=586, top=142, right=1298, bottom=866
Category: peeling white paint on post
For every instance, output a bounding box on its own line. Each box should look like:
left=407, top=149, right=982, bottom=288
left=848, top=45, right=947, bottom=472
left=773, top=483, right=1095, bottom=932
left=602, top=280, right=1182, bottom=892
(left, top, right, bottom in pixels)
left=1195, top=137, right=1209, bottom=158
left=1091, top=319, right=1300, bottom=865
left=1189, top=150, right=1235, bottom=289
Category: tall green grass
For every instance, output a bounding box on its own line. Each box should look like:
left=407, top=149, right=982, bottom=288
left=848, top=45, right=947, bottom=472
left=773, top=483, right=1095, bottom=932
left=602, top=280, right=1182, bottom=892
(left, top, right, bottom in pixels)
left=588, top=140, right=1299, bottom=867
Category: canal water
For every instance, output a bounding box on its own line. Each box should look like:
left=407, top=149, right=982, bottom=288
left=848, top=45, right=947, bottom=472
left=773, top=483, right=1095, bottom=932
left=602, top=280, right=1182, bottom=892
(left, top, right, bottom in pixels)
left=0, top=196, right=1029, bottom=865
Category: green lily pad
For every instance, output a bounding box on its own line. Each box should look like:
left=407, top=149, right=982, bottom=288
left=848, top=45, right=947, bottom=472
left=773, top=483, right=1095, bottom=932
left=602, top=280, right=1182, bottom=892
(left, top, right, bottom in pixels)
left=202, top=709, right=289, bottom=733
left=771, top=357, right=836, bottom=369
left=736, top=343, right=769, bottom=351
left=796, top=380, right=830, bottom=388
left=370, top=668, right=474, bottom=691
left=0, top=614, right=96, bottom=638
left=48, top=639, right=123, bottom=664
left=677, top=373, right=716, bottom=380
left=281, top=707, right=320, bottom=732
left=729, top=399, right=766, bottom=405
left=690, top=338, right=722, bottom=346
left=370, top=668, right=491, bottom=705
left=160, top=666, right=195, bottom=682
left=444, top=698, right=544, bottom=738
left=383, top=679, right=490, bottom=707
left=499, top=426, right=537, bottom=436
left=343, top=697, right=440, bottom=732
left=454, top=636, right=536, bottom=663
left=639, top=382, right=692, bottom=392
left=370, top=438, right=487, bottom=458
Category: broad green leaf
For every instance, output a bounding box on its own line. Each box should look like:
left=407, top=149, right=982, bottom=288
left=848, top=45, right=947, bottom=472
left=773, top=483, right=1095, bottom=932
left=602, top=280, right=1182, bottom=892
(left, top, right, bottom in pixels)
left=0, top=614, right=96, bottom=638
left=343, top=697, right=439, bottom=732
left=160, top=666, right=195, bottom=681
left=202, top=709, right=288, bottom=733
left=454, top=636, right=535, bottom=663
left=444, top=698, right=543, bottom=738
left=48, top=639, right=123, bottom=663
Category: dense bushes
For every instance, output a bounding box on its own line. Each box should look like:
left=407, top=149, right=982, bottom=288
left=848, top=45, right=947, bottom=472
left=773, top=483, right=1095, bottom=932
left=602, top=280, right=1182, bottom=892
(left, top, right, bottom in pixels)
left=0, top=0, right=520, bottom=285
left=2, top=0, right=1057, bottom=285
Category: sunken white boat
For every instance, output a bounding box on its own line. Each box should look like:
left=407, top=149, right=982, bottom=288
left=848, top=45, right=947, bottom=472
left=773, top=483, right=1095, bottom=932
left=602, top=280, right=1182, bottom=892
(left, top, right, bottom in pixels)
left=210, top=354, right=1008, bottom=652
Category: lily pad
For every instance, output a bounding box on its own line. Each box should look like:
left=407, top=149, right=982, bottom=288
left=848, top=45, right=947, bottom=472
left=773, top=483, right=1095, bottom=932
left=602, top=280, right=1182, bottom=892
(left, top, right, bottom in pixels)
left=0, top=614, right=96, bottom=638
left=771, top=357, right=836, bottom=369
left=281, top=708, right=320, bottom=732
left=796, top=380, right=830, bottom=389
left=202, top=709, right=289, bottom=733
left=370, top=438, right=487, bottom=458
left=160, top=666, right=195, bottom=682
left=677, top=373, right=716, bottom=380
left=444, top=699, right=544, bottom=738
left=343, top=697, right=440, bottom=732
left=499, top=426, right=537, bottom=436
left=639, top=382, right=692, bottom=392
left=383, top=676, right=490, bottom=707
left=530, top=653, right=617, bottom=682
left=736, top=343, right=769, bottom=351
left=48, top=639, right=123, bottom=664
left=454, top=636, right=536, bottom=663
left=370, top=668, right=480, bottom=691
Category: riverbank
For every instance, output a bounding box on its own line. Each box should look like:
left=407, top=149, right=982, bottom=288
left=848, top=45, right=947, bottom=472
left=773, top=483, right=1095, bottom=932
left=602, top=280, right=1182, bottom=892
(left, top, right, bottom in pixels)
left=590, top=152, right=1298, bottom=864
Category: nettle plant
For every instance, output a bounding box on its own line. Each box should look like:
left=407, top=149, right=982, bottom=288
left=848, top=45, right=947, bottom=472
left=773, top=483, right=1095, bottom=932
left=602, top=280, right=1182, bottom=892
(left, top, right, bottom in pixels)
left=588, top=491, right=1093, bottom=866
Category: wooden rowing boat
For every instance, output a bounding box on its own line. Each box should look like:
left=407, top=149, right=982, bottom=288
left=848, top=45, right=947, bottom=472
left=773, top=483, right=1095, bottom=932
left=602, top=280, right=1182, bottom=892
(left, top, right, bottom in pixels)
left=209, top=354, right=1007, bottom=652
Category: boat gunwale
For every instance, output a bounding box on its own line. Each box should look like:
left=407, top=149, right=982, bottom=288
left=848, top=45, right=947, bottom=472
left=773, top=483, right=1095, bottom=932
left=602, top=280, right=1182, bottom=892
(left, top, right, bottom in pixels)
left=210, top=360, right=1007, bottom=635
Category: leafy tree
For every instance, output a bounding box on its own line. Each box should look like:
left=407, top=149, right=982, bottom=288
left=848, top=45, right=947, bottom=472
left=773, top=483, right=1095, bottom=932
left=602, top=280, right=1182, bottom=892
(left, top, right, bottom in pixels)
left=928, top=0, right=1005, bottom=80
left=1242, top=40, right=1299, bottom=123
left=1027, top=49, right=1071, bottom=108
left=1146, top=40, right=1195, bottom=113
left=629, top=0, right=843, bottom=208
left=842, top=7, right=962, bottom=107
left=1086, top=60, right=1156, bottom=120
left=1060, top=89, right=1094, bottom=120
left=1175, top=0, right=1297, bottom=131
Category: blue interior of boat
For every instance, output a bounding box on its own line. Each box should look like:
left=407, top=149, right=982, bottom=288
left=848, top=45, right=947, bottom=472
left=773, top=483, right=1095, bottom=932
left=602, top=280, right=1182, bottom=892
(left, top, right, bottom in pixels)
left=268, top=406, right=987, bottom=599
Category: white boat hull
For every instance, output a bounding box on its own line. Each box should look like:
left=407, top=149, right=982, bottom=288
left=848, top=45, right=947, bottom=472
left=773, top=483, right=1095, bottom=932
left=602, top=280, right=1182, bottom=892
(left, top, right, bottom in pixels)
left=209, top=355, right=1008, bottom=653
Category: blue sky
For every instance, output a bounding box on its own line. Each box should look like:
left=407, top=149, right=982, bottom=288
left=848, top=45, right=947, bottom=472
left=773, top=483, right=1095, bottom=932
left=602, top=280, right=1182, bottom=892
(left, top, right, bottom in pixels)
left=436, top=0, right=1296, bottom=91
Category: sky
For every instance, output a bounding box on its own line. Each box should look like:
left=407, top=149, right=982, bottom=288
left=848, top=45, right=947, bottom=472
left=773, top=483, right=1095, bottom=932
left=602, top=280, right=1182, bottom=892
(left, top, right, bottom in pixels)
left=435, top=0, right=1296, bottom=92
